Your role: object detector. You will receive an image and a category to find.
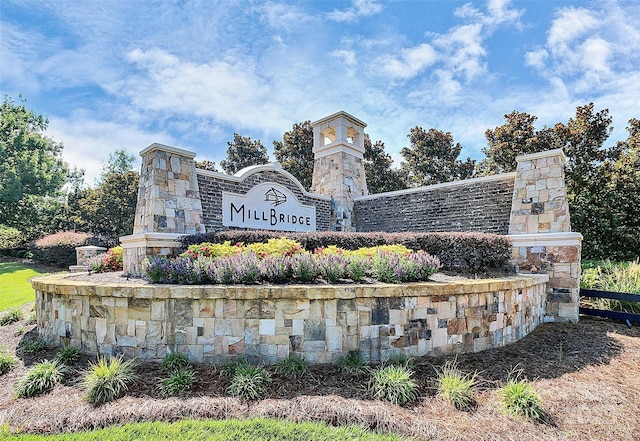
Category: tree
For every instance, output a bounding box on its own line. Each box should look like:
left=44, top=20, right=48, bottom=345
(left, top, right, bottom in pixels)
left=400, top=127, right=475, bottom=186
left=480, top=103, right=637, bottom=260
left=0, top=95, right=68, bottom=237
left=195, top=160, right=219, bottom=172
left=273, top=121, right=314, bottom=190
left=478, top=111, right=562, bottom=175
left=100, top=149, right=136, bottom=180
left=220, top=133, right=269, bottom=175
left=363, top=134, right=409, bottom=194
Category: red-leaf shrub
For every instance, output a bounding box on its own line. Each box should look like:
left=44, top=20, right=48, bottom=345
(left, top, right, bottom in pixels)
left=29, top=231, right=96, bottom=267
left=180, top=231, right=511, bottom=274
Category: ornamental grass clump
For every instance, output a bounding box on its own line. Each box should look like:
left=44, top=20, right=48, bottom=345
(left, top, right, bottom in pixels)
left=435, top=359, right=477, bottom=411
left=81, top=356, right=137, bottom=405
left=161, top=366, right=195, bottom=397
left=274, top=356, right=307, bottom=379
left=15, top=359, right=68, bottom=398
left=226, top=363, right=271, bottom=401
left=337, top=350, right=369, bottom=374
left=17, top=338, right=48, bottom=356
left=161, top=352, right=191, bottom=372
left=0, top=309, right=23, bottom=326
left=0, top=347, right=16, bottom=376
left=369, top=364, right=418, bottom=406
left=55, top=345, right=81, bottom=365
left=499, top=370, right=544, bottom=421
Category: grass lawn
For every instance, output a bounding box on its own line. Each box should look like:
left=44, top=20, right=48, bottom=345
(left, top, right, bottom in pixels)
left=0, top=261, right=49, bottom=312
left=5, top=418, right=406, bottom=441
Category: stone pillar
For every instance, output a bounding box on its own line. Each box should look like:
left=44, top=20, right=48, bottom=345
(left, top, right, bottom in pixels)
left=508, top=149, right=582, bottom=323
left=120, top=143, right=206, bottom=275
left=69, top=245, right=107, bottom=272
left=311, top=111, right=368, bottom=231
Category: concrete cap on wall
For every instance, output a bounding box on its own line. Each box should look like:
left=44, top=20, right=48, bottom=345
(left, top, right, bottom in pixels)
left=139, top=143, right=196, bottom=159
left=515, top=148, right=566, bottom=163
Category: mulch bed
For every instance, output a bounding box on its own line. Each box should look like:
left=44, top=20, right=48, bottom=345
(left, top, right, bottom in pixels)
left=1, top=314, right=639, bottom=440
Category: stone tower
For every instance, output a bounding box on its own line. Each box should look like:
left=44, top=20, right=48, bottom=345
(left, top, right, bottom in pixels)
left=311, top=111, right=368, bottom=231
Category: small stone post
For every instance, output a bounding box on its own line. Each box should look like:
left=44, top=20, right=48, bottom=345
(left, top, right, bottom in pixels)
left=508, top=149, right=582, bottom=323
left=120, top=143, right=206, bottom=275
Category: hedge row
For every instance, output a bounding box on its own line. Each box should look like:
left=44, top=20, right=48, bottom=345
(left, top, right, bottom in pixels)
left=180, top=231, right=512, bottom=274
left=29, top=231, right=107, bottom=268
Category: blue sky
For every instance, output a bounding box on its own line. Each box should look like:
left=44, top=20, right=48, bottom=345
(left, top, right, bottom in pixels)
left=2, top=0, right=639, bottom=184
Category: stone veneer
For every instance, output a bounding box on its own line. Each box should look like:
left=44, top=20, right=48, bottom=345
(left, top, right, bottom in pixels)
left=507, top=150, right=582, bottom=323
left=32, top=273, right=547, bottom=364
left=353, top=174, right=515, bottom=234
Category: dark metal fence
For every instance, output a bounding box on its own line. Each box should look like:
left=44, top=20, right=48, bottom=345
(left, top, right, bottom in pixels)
left=579, top=288, right=640, bottom=324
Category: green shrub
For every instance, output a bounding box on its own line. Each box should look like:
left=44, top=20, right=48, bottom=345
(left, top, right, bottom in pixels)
left=181, top=230, right=511, bottom=273
left=274, top=356, right=307, bottom=378
left=162, top=352, right=191, bottom=372
left=337, top=351, right=369, bottom=374
left=435, top=360, right=476, bottom=411
left=369, top=365, right=418, bottom=406
left=0, top=347, right=16, bottom=376
left=0, top=225, right=25, bottom=253
left=499, top=372, right=544, bottom=421
left=29, top=231, right=94, bottom=267
left=81, top=356, right=137, bottom=405
left=226, top=364, right=271, bottom=401
left=55, top=345, right=81, bottom=365
left=14, top=359, right=68, bottom=398
left=161, top=366, right=195, bottom=396
left=17, top=338, right=48, bottom=356
left=0, top=309, right=23, bottom=326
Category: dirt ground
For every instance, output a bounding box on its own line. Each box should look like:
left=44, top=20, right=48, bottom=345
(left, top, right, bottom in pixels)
left=1, top=301, right=639, bottom=441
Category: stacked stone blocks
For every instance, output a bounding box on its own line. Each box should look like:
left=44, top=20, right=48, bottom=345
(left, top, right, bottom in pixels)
left=34, top=273, right=547, bottom=364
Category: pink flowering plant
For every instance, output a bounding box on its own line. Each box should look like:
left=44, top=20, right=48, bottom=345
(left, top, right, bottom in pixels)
left=143, top=237, right=440, bottom=285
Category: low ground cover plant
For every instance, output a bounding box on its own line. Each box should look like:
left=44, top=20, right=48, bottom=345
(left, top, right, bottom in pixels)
left=17, top=338, right=48, bottom=356
left=55, top=345, right=81, bottom=365
left=81, top=356, right=137, bottom=405
left=161, top=366, right=196, bottom=397
left=15, top=359, right=68, bottom=398
left=143, top=238, right=441, bottom=285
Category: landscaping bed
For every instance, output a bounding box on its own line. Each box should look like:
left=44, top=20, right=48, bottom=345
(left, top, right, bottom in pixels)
left=1, top=312, right=638, bottom=440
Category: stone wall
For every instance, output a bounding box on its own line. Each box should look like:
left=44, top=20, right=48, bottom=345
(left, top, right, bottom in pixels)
left=353, top=174, right=515, bottom=234
left=33, top=273, right=548, bottom=364
left=197, top=164, right=332, bottom=232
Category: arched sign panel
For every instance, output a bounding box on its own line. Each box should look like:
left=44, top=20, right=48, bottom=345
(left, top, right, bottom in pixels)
left=222, top=183, right=316, bottom=232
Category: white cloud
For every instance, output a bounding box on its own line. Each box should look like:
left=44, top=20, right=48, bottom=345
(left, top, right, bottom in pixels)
left=547, top=8, right=599, bottom=49
left=327, top=0, right=383, bottom=23
left=258, top=2, right=312, bottom=29
left=379, top=43, right=438, bottom=79
left=454, top=0, right=523, bottom=28
left=47, top=112, right=175, bottom=185
left=122, top=48, right=290, bottom=134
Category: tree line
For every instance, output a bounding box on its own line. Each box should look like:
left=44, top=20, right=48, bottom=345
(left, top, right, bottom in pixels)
left=1, top=95, right=638, bottom=260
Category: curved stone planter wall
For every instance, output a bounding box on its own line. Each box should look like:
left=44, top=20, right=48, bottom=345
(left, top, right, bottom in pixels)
left=32, top=274, right=548, bottom=364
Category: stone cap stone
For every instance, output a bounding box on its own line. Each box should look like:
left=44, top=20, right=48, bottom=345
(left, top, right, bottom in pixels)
left=139, top=143, right=196, bottom=159
left=75, top=245, right=108, bottom=251
left=311, top=110, right=367, bottom=128
left=515, top=148, right=566, bottom=163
